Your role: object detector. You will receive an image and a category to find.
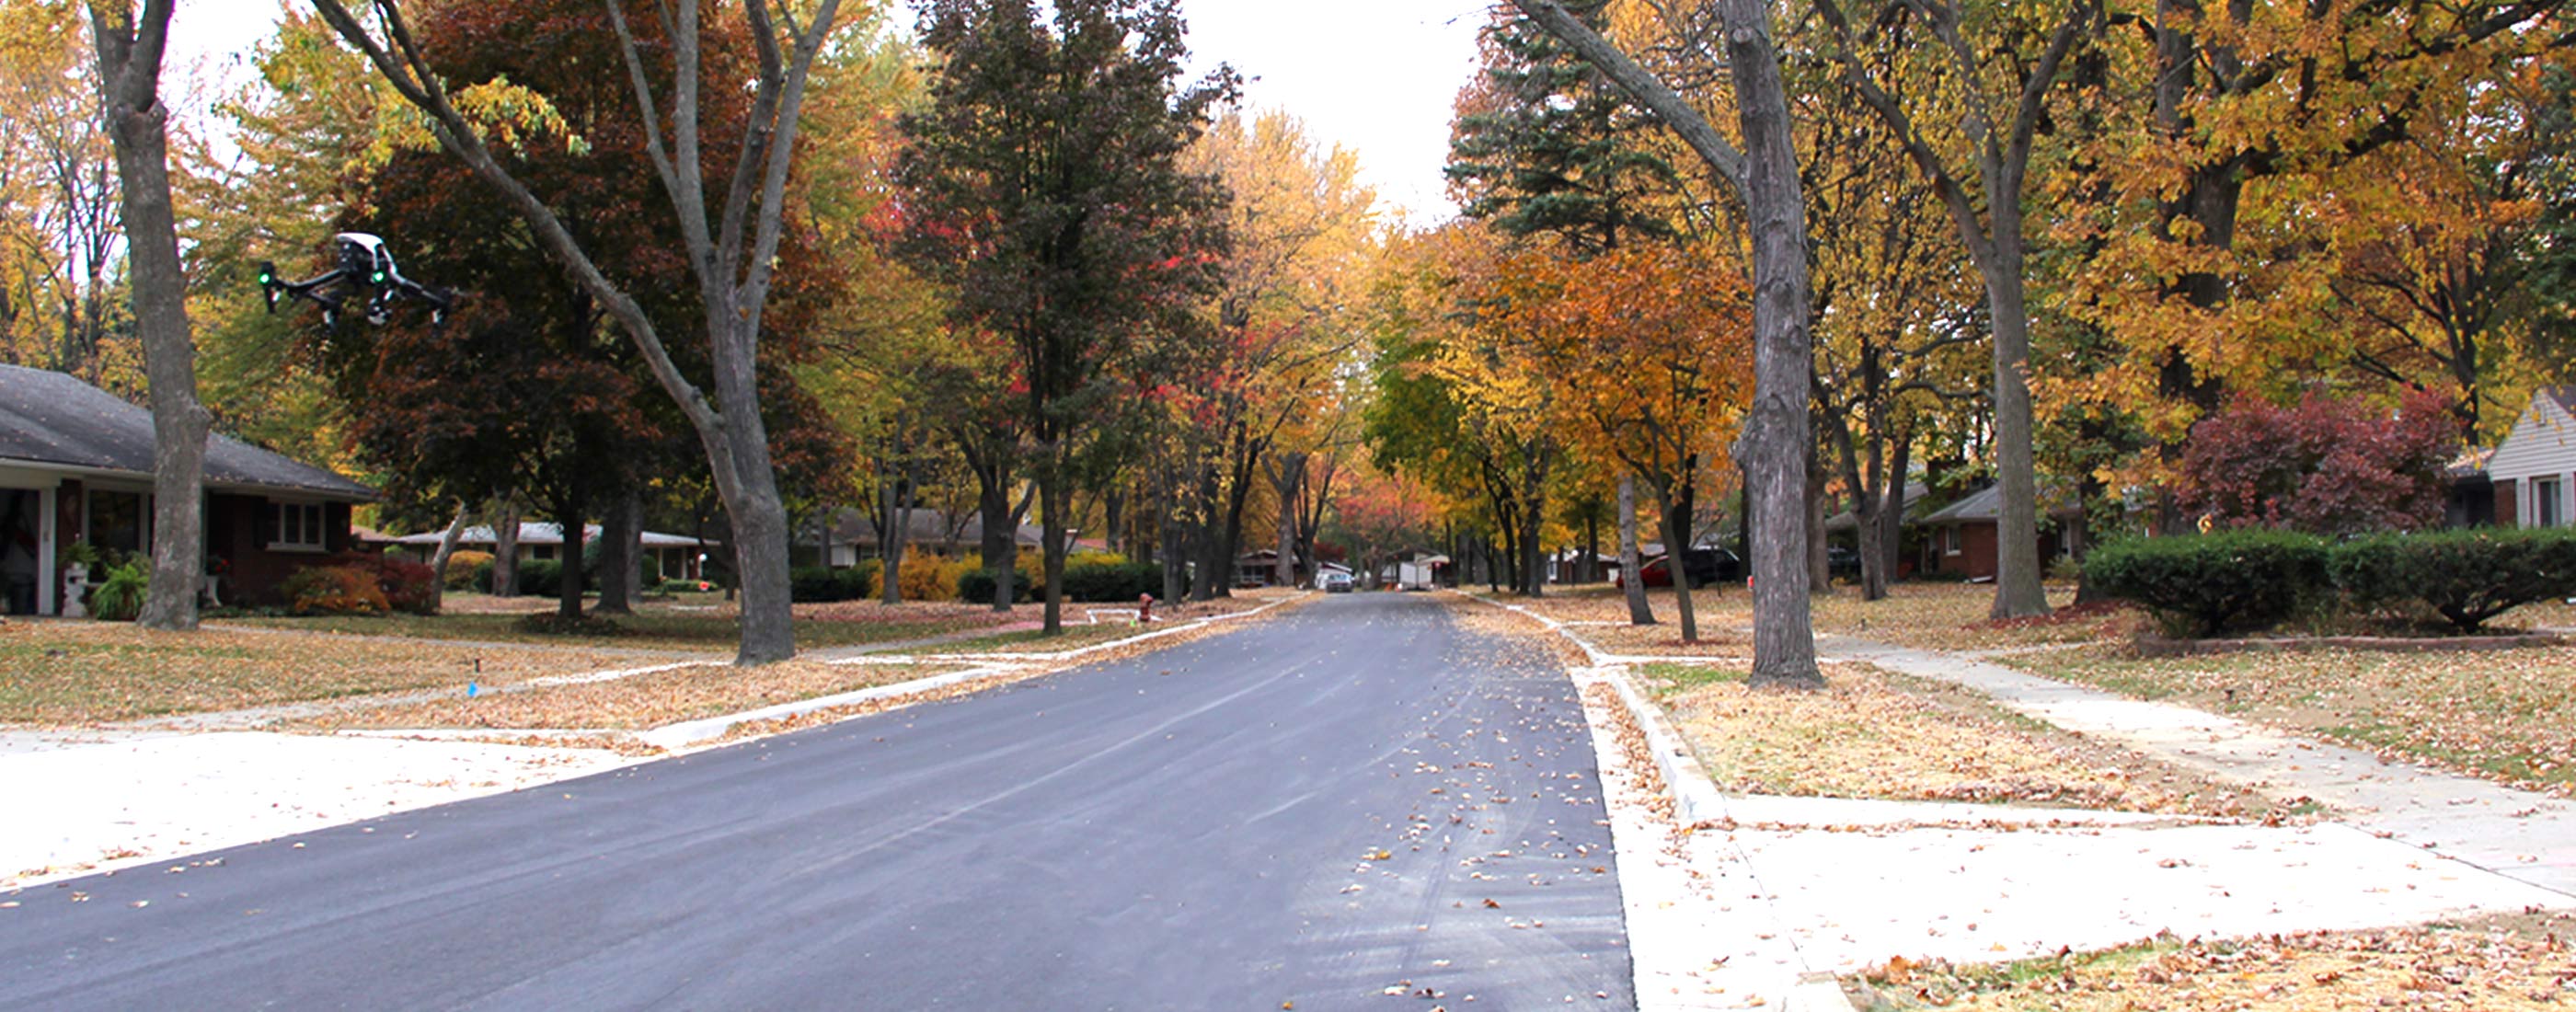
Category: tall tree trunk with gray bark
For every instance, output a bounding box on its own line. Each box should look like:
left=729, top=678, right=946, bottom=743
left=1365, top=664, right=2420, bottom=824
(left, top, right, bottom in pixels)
left=93, top=0, right=205, bottom=632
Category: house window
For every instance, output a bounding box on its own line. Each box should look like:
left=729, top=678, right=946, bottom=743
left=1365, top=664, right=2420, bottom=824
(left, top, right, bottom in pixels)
left=270, top=500, right=326, bottom=551
left=2539, top=477, right=2567, bottom=528
left=1942, top=525, right=1961, bottom=556
left=88, top=490, right=146, bottom=556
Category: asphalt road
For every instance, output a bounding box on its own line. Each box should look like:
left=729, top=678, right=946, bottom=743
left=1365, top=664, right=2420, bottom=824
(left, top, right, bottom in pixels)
left=0, top=592, right=1631, bottom=1010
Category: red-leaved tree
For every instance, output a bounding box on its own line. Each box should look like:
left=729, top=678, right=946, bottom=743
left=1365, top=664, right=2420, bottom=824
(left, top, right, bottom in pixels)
left=2178, top=388, right=2458, bottom=537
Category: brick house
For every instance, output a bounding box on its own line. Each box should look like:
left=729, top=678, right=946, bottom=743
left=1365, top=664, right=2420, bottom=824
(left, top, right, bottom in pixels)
left=1, top=365, right=374, bottom=613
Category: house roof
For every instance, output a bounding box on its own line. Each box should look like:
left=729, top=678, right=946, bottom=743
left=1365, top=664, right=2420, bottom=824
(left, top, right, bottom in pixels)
left=389, top=523, right=716, bottom=548
left=1915, top=483, right=2085, bottom=525
left=0, top=364, right=374, bottom=500
left=815, top=506, right=1042, bottom=547
left=1823, top=481, right=1933, bottom=532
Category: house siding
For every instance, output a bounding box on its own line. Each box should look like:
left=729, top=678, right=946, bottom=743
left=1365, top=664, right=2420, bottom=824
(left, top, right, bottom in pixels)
left=2490, top=392, right=2576, bottom=529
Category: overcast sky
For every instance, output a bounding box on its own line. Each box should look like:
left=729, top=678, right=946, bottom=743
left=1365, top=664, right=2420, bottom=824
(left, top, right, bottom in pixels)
left=166, top=1, right=1490, bottom=224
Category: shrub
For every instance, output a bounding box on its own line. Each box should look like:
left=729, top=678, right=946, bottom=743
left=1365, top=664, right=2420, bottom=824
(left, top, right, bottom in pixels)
left=282, top=565, right=389, bottom=615
left=790, top=564, right=880, bottom=603
left=2329, top=528, right=2576, bottom=632
left=517, top=558, right=565, bottom=598
left=956, top=565, right=1036, bottom=604
left=640, top=553, right=662, bottom=586
left=444, top=550, right=494, bottom=591
left=2085, top=529, right=2330, bottom=638
left=2177, top=388, right=2455, bottom=537
left=322, top=551, right=439, bottom=615
left=894, top=555, right=963, bottom=602
left=1061, top=559, right=1160, bottom=602
left=87, top=559, right=147, bottom=621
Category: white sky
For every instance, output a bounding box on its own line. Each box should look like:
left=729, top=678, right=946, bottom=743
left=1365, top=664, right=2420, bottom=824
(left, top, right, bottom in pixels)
left=164, top=0, right=1490, bottom=225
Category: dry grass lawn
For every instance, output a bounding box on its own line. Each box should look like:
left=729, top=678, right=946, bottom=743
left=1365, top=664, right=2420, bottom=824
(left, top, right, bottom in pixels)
left=219, top=595, right=1019, bottom=652
left=0, top=619, right=696, bottom=725
left=2011, top=643, right=2576, bottom=797
left=1511, top=582, right=2134, bottom=653
left=289, top=660, right=954, bottom=732
left=1648, top=660, right=2296, bottom=818
left=1849, top=910, right=2576, bottom=1010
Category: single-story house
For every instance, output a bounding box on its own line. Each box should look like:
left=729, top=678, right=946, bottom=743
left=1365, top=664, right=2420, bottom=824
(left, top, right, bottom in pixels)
left=389, top=523, right=717, bottom=581
left=2490, top=386, right=2575, bottom=529
left=1913, top=483, right=2083, bottom=581
left=1, top=364, right=374, bottom=613
left=803, top=507, right=1041, bottom=568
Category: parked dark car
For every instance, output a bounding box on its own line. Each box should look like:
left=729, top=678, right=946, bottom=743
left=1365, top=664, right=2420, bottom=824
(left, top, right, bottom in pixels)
left=1616, top=547, right=1742, bottom=589
left=1826, top=546, right=1862, bottom=581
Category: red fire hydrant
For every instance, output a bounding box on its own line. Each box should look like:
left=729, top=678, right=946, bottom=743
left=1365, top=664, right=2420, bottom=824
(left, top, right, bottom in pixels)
left=1138, top=592, right=1156, bottom=624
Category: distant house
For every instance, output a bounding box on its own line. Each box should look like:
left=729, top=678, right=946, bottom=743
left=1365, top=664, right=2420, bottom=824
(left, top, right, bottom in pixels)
left=1913, top=484, right=2082, bottom=581
left=2490, top=387, right=2576, bottom=529
left=388, top=523, right=717, bottom=581
left=803, top=507, right=1041, bottom=568
left=0, top=364, right=374, bottom=613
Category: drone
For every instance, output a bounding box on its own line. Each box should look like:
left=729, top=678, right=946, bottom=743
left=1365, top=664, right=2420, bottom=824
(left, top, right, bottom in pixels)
left=259, top=232, right=454, bottom=328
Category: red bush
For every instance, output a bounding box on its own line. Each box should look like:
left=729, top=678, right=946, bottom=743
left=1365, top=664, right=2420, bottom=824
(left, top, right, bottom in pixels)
left=319, top=551, right=441, bottom=615
left=2178, top=388, right=2456, bottom=537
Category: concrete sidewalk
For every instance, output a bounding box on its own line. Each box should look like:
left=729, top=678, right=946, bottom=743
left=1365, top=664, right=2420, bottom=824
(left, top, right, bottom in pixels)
left=1509, top=598, right=2576, bottom=1011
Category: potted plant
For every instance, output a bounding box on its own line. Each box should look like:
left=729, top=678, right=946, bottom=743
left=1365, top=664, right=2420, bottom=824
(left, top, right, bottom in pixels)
left=57, top=540, right=99, bottom=617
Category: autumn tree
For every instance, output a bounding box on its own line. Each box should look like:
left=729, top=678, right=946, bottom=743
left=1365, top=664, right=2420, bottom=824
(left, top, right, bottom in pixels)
left=897, top=0, right=1232, bottom=634
left=1507, top=0, right=1821, bottom=687
left=1802, top=0, right=2095, bottom=621
left=2051, top=0, right=2569, bottom=494
left=1513, top=243, right=1755, bottom=640
left=0, top=0, right=130, bottom=385
left=89, top=0, right=208, bottom=631
left=1167, top=109, right=1374, bottom=600
left=306, top=0, right=850, bottom=664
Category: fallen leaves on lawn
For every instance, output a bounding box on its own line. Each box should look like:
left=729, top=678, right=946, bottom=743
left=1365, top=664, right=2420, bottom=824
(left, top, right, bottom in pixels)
left=1854, top=911, right=2576, bottom=1010
left=0, top=622, right=698, bottom=725
left=285, top=661, right=956, bottom=732
left=1662, top=661, right=2297, bottom=818
left=2016, top=644, right=2576, bottom=797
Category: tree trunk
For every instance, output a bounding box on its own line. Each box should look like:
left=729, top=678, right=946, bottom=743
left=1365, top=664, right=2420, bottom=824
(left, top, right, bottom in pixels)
left=880, top=467, right=913, bottom=604
left=1983, top=250, right=2051, bottom=619
left=557, top=481, right=587, bottom=620
left=1806, top=436, right=1831, bottom=592
left=1653, top=486, right=1698, bottom=642
left=1518, top=444, right=1549, bottom=598
left=1038, top=458, right=1066, bottom=635
left=426, top=502, right=469, bottom=613
left=593, top=488, right=639, bottom=615
left=971, top=450, right=1016, bottom=612
left=1618, top=476, right=1654, bottom=624
left=1269, top=451, right=1304, bottom=588
left=1719, top=0, right=1823, bottom=687
left=1880, top=427, right=1911, bottom=592
left=93, top=0, right=205, bottom=632
left=494, top=497, right=522, bottom=597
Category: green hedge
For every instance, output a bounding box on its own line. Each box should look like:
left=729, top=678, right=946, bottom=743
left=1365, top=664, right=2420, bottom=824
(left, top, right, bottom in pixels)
left=2329, top=528, right=2576, bottom=632
left=956, top=566, right=1036, bottom=604
left=2084, top=529, right=2329, bottom=638
left=1062, top=560, right=1161, bottom=602
left=790, top=564, right=880, bottom=603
